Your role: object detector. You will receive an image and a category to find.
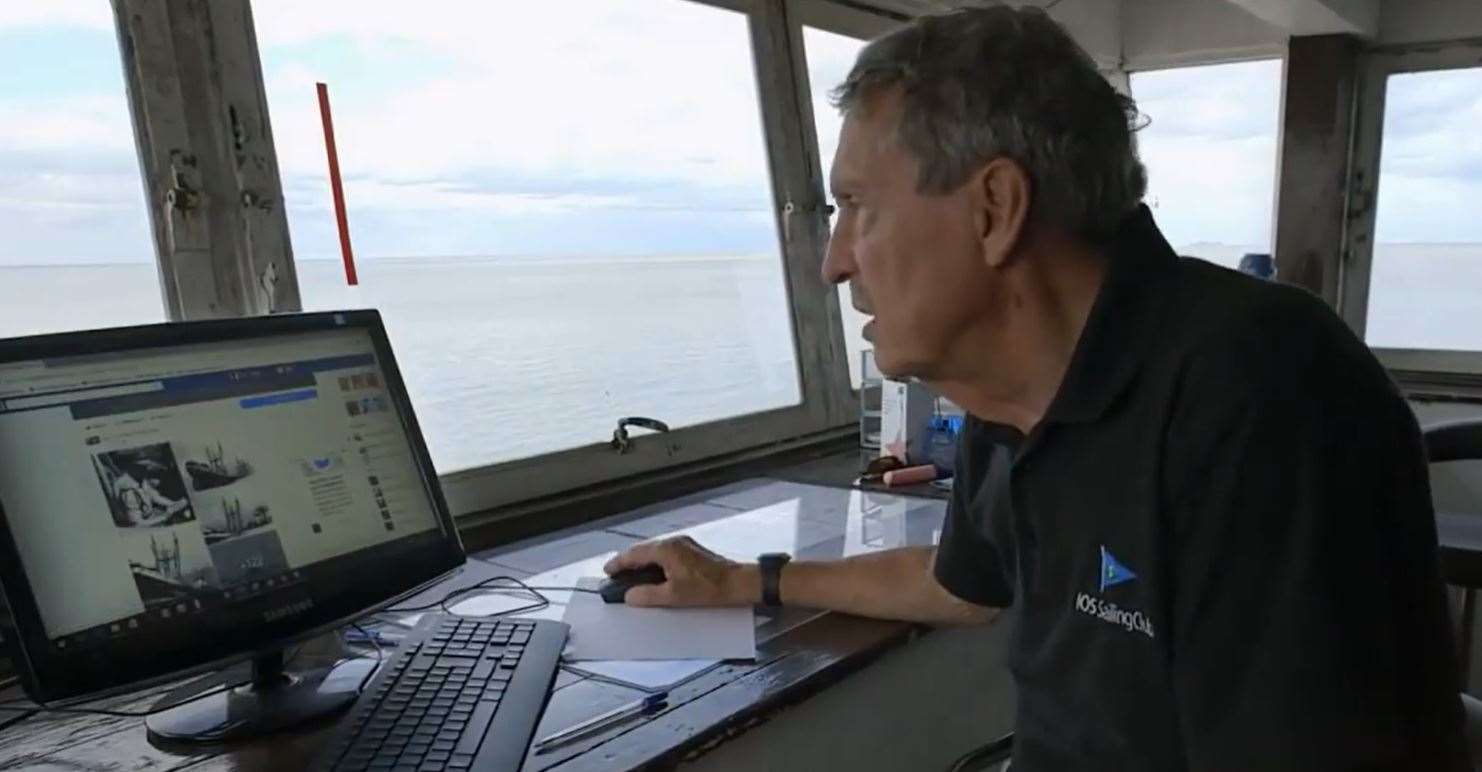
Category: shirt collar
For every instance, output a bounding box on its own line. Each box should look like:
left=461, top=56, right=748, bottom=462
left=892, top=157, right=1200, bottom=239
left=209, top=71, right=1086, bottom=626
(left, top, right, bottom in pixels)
left=1039, top=204, right=1180, bottom=425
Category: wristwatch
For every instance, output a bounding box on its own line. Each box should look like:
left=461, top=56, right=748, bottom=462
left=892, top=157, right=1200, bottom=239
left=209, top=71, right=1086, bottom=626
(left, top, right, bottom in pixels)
left=758, top=552, right=792, bottom=607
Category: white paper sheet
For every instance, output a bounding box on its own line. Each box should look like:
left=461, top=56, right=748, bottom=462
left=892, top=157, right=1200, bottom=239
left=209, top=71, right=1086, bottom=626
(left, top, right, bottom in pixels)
left=562, top=659, right=721, bottom=691
left=561, top=578, right=756, bottom=661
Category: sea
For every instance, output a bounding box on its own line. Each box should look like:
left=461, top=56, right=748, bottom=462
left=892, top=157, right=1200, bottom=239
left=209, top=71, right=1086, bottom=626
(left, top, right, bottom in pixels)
left=0, top=256, right=802, bottom=473
left=1, top=245, right=1478, bottom=472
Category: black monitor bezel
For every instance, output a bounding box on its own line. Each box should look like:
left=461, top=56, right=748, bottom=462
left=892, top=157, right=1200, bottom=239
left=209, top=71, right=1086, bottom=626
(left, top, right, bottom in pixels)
left=0, top=310, right=466, bottom=704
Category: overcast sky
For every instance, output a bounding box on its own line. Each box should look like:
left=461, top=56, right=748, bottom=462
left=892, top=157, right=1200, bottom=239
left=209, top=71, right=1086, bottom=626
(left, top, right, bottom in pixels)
left=3, top=1, right=1481, bottom=267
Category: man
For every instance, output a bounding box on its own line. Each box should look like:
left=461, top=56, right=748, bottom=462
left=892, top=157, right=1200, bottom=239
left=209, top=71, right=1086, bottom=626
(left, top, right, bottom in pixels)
left=606, top=6, right=1468, bottom=770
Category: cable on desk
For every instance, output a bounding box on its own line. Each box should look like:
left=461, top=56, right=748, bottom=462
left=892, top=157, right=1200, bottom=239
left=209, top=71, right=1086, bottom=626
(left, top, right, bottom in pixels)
left=0, top=578, right=582, bottom=722
left=175, top=629, right=383, bottom=743
left=136, top=628, right=384, bottom=743
left=0, top=689, right=228, bottom=718
left=347, top=622, right=385, bottom=695
left=0, top=707, right=38, bottom=735
left=0, top=578, right=594, bottom=736
left=382, top=575, right=598, bottom=618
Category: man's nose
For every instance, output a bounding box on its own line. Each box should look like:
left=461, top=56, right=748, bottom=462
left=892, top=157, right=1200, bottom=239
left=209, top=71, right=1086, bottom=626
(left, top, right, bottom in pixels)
left=820, top=226, right=852, bottom=287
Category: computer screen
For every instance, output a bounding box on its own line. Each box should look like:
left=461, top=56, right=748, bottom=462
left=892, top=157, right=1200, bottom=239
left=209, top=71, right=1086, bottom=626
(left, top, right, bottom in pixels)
left=0, top=314, right=463, bottom=702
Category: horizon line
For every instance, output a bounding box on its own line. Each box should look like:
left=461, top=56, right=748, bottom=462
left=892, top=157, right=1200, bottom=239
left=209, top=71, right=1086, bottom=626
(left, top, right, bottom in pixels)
left=4, top=243, right=1482, bottom=269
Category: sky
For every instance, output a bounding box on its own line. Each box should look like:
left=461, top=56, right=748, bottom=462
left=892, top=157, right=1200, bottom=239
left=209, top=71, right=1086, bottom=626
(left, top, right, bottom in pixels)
left=3, top=1, right=1482, bottom=267
left=1133, top=59, right=1283, bottom=251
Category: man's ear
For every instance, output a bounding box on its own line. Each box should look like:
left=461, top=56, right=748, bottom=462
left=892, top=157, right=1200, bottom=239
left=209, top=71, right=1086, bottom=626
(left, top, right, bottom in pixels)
left=972, top=158, right=1031, bottom=269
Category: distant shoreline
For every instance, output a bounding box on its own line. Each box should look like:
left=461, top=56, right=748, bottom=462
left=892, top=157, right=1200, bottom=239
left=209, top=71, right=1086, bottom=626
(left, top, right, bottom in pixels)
left=2, top=244, right=1479, bottom=270
left=0, top=253, right=782, bottom=269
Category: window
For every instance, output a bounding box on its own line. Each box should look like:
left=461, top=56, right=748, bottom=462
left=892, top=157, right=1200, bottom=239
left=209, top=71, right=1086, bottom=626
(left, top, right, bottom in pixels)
left=254, top=1, right=800, bottom=473
left=0, top=3, right=160, bottom=337
left=1364, top=67, right=1482, bottom=352
left=804, top=26, right=869, bottom=388
left=1130, top=60, right=1282, bottom=269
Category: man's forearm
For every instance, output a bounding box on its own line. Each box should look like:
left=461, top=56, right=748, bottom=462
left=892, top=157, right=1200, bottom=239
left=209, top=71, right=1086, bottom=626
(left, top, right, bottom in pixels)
left=724, top=546, right=997, bottom=625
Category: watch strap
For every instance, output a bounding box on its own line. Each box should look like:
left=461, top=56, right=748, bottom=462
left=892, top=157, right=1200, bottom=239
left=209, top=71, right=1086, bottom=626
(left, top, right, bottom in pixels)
left=758, top=553, right=791, bottom=607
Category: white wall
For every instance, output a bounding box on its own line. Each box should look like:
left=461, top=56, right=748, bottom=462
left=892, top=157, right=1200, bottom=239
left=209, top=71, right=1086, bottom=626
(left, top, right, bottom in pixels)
left=866, top=0, right=1482, bottom=64
left=1111, top=0, right=1482, bottom=57
left=1378, top=0, right=1482, bottom=45
left=1122, top=0, right=1286, bottom=71
left=816, top=0, right=1125, bottom=69
left=1045, top=0, right=1124, bottom=71
left=1231, top=0, right=1379, bottom=36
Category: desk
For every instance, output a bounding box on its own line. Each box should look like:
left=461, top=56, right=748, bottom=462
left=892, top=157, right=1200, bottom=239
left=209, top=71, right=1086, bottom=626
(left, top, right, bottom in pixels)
left=0, top=478, right=962, bottom=770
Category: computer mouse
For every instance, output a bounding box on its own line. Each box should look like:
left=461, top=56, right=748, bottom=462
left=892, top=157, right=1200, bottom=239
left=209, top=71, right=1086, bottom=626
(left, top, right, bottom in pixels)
left=598, top=565, right=667, bottom=603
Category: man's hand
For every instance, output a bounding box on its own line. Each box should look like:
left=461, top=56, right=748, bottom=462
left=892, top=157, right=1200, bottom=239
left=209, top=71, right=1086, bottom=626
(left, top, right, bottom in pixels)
left=603, top=536, right=758, bottom=607
left=605, top=540, right=997, bottom=625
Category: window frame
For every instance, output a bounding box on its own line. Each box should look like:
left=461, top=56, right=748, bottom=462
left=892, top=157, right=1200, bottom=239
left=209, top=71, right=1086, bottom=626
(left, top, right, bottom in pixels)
left=1341, top=38, right=1482, bottom=381
left=113, top=0, right=303, bottom=322
left=792, top=1, right=902, bottom=395
left=112, top=0, right=874, bottom=522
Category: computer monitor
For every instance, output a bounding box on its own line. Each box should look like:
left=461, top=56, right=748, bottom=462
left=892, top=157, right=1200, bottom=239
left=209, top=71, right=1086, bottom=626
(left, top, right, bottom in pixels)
left=0, top=311, right=465, bottom=741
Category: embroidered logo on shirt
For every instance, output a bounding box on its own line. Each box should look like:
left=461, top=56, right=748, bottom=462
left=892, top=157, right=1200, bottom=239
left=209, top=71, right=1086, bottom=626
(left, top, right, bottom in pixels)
left=1075, top=593, right=1156, bottom=639
left=1099, top=545, right=1137, bottom=592
left=1074, top=545, right=1155, bottom=639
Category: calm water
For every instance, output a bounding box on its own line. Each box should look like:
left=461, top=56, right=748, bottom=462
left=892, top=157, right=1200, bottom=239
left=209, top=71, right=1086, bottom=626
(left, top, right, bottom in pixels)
left=0, top=256, right=802, bottom=473
left=0, top=246, right=1477, bottom=470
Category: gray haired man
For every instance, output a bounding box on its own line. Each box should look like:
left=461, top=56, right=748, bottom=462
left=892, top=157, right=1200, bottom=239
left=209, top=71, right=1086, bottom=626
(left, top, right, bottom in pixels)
left=607, top=6, right=1468, bottom=769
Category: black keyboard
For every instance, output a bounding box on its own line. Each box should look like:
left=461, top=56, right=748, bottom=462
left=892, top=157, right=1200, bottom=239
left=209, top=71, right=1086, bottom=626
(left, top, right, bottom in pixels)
left=315, top=614, right=569, bottom=771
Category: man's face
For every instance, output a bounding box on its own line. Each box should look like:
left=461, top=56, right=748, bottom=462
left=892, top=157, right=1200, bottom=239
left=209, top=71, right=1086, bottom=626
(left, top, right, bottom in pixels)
left=821, top=90, right=994, bottom=380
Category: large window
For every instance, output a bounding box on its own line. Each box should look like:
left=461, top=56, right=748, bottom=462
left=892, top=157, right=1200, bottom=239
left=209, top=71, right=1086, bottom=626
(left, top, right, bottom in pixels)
left=1131, top=60, right=1282, bottom=269
left=254, top=0, right=800, bottom=473
left=803, top=26, right=869, bottom=388
left=1365, top=67, right=1482, bottom=352
left=0, top=3, right=160, bottom=337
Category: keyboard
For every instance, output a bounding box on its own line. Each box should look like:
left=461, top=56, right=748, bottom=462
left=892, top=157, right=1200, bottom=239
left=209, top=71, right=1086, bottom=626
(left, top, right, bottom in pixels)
left=314, top=614, right=569, bottom=771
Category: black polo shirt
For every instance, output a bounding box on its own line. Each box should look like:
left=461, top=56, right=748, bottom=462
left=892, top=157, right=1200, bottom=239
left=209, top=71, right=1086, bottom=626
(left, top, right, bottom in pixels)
left=934, top=205, right=1469, bottom=770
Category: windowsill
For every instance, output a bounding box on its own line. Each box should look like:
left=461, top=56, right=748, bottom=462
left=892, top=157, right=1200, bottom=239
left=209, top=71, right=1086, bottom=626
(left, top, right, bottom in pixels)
left=454, top=429, right=861, bottom=556
left=1394, top=369, right=1482, bottom=404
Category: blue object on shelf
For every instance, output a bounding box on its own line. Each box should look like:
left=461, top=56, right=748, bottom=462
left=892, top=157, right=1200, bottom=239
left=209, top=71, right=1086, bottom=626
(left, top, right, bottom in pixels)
left=1238, top=252, right=1275, bottom=280
left=925, top=413, right=964, bottom=474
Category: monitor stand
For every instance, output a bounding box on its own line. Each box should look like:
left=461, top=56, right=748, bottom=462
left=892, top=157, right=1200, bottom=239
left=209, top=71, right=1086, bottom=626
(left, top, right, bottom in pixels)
left=145, top=648, right=377, bottom=745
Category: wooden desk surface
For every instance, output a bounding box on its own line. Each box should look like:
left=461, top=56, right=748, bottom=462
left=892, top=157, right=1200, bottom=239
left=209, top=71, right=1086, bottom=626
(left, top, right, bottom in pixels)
left=0, top=478, right=947, bottom=771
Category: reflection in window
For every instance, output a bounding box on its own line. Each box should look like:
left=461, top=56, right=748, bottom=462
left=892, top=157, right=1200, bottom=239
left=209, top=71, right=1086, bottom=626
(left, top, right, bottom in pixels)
left=804, top=26, right=869, bottom=389
left=0, top=3, right=159, bottom=337
left=1366, top=67, right=1482, bottom=351
left=1131, top=60, right=1282, bottom=268
left=254, top=0, right=800, bottom=472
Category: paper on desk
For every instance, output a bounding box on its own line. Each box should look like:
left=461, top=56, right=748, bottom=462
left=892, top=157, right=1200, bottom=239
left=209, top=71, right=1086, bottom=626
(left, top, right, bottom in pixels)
left=563, top=659, right=721, bottom=692
left=561, top=578, right=756, bottom=661
left=564, top=616, right=771, bottom=690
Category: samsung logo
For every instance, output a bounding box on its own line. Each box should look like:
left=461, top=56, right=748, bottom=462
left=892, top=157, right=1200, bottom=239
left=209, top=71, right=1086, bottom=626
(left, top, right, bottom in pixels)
left=262, top=599, right=315, bottom=622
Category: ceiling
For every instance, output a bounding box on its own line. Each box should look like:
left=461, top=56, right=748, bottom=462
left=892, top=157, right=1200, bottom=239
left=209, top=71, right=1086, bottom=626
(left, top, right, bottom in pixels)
left=836, top=0, right=1482, bottom=71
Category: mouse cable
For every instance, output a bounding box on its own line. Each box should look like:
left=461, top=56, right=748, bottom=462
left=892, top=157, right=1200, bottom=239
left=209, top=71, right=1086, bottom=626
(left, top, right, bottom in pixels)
left=381, top=575, right=599, bottom=618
